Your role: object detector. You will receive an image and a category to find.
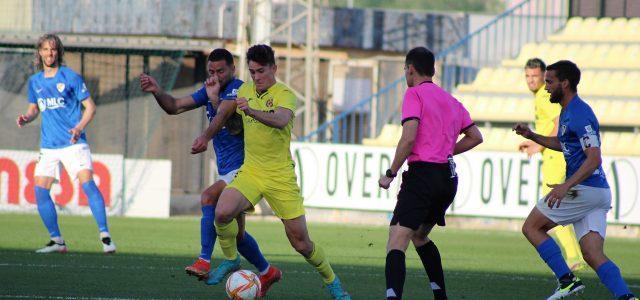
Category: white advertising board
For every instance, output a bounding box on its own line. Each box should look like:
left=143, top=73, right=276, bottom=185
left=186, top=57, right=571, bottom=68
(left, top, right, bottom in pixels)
left=291, top=142, right=640, bottom=225
left=0, top=150, right=171, bottom=218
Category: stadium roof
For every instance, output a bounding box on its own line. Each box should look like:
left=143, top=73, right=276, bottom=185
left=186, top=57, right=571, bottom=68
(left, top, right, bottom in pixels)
left=0, top=32, right=223, bottom=52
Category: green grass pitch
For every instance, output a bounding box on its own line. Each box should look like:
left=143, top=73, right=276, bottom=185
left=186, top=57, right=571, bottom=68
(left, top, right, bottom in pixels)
left=1, top=213, right=638, bottom=299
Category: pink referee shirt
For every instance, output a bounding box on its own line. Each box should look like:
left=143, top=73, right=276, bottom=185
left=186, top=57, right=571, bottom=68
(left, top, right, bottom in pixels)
left=401, top=81, right=474, bottom=163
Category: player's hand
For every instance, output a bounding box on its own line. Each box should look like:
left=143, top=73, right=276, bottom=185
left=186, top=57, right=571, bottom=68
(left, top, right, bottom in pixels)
left=140, top=73, right=161, bottom=94
left=191, top=135, right=209, bottom=154
left=16, top=114, right=29, bottom=128
left=379, top=175, right=393, bottom=189
left=512, top=123, right=534, bottom=139
left=236, top=97, right=252, bottom=115
left=204, top=76, right=221, bottom=101
left=69, top=127, right=82, bottom=144
left=544, top=183, right=569, bottom=209
left=518, top=140, right=543, bottom=158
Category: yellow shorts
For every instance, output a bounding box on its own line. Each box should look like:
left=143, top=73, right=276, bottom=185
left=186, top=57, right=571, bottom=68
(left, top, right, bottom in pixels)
left=226, top=165, right=305, bottom=220
left=541, top=149, right=566, bottom=195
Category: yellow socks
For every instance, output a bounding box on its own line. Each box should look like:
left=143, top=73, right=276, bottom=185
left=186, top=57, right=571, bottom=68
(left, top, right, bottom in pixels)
left=215, top=218, right=239, bottom=260
left=305, top=243, right=336, bottom=284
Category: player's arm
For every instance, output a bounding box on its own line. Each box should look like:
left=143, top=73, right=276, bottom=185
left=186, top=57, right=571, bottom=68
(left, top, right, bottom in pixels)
left=564, top=147, right=602, bottom=188
left=16, top=104, right=40, bottom=127
left=140, top=73, right=198, bottom=115
left=513, top=123, right=562, bottom=152
left=68, top=97, right=96, bottom=144
left=453, top=124, right=483, bottom=155
left=237, top=97, right=292, bottom=129
left=545, top=147, right=602, bottom=208
left=191, top=100, right=237, bottom=154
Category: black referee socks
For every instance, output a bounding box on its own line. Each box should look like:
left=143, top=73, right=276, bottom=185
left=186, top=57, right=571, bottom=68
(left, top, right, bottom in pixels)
left=416, top=240, right=448, bottom=300
left=385, top=249, right=406, bottom=299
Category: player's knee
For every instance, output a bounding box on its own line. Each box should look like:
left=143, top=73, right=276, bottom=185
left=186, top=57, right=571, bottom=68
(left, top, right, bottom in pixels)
left=214, top=209, right=234, bottom=224
left=200, top=193, right=215, bottom=206
left=581, top=248, right=594, bottom=264
left=580, top=246, right=603, bottom=265
left=521, top=223, right=531, bottom=237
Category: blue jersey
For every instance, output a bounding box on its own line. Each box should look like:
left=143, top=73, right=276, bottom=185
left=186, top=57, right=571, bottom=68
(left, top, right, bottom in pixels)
left=191, top=78, right=244, bottom=175
left=558, top=96, right=609, bottom=188
left=27, top=66, right=91, bottom=149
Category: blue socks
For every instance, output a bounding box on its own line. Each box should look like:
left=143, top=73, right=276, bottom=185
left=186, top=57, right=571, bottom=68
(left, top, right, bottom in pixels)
left=537, top=238, right=571, bottom=279
left=238, top=231, right=270, bottom=273
left=35, top=186, right=61, bottom=238
left=597, top=260, right=631, bottom=298
left=81, top=180, right=109, bottom=233
left=199, top=205, right=216, bottom=261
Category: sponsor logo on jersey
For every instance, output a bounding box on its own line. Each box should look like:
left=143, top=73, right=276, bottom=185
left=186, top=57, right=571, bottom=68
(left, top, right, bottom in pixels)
left=37, top=97, right=66, bottom=111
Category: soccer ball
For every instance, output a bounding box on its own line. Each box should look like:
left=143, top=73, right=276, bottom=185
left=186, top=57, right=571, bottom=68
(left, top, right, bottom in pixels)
left=225, top=270, right=261, bottom=300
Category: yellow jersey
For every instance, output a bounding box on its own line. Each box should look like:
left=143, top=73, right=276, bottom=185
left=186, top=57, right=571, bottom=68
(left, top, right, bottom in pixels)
left=237, top=81, right=297, bottom=171
left=534, top=85, right=561, bottom=137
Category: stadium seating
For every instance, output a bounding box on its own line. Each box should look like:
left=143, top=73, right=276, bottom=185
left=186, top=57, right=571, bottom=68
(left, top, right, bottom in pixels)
left=457, top=67, right=640, bottom=98
left=362, top=124, right=402, bottom=147
left=453, top=95, right=640, bottom=127
left=502, top=43, right=640, bottom=69
left=548, top=17, right=640, bottom=42
left=369, top=17, right=639, bottom=156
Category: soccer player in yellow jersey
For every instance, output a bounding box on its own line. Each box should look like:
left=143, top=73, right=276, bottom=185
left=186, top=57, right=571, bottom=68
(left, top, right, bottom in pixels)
left=518, top=58, right=585, bottom=271
left=213, top=44, right=350, bottom=299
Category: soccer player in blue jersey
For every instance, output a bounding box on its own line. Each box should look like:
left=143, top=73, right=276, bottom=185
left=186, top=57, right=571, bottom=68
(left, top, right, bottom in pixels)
left=514, top=60, right=636, bottom=300
left=140, top=48, right=281, bottom=295
left=16, top=33, right=116, bottom=254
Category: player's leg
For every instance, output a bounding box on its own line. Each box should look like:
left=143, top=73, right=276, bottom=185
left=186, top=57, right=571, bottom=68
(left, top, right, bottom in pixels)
left=186, top=180, right=226, bottom=278
left=412, top=223, right=447, bottom=300
left=523, top=207, right=584, bottom=299
left=542, top=154, right=584, bottom=270
left=575, top=210, right=636, bottom=299
left=235, top=212, right=281, bottom=297
left=281, top=216, right=349, bottom=299
left=235, top=213, right=274, bottom=285
left=67, top=144, right=114, bottom=253
left=206, top=187, right=254, bottom=285
left=34, top=149, right=67, bottom=253
left=34, top=175, right=66, bottom=253
left=262, top=168, right=349, bottom=299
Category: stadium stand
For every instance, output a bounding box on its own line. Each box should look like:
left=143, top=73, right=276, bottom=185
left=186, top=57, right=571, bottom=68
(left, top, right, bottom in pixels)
left=364, top=16, right=639, bottom=156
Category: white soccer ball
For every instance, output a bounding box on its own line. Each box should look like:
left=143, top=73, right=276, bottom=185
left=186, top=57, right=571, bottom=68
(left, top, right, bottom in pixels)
left=225, top=270, right=261, bottom=300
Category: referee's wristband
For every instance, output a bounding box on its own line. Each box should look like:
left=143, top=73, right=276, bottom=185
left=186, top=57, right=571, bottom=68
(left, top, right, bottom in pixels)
left=385, top=169, right=396, bottom=178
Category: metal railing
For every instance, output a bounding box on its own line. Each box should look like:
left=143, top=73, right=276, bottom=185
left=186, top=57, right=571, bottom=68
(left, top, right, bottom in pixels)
left=301, top=0, right=569, bottom=144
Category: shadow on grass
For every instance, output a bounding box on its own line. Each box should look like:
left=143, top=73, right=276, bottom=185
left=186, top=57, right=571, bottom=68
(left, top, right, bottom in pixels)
left=2, top=248, right=636, bottom=300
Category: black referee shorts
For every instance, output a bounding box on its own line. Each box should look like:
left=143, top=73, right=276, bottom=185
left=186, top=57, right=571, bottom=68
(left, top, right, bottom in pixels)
left=390, top=161, right=458, bottom=231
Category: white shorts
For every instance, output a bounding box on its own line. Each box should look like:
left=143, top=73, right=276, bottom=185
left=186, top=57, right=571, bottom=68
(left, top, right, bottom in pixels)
left=35, top=143, right=93, bottom=181
left=217, top=168, right=240, bottom=185
left=536, top=184, right=611, bottom=239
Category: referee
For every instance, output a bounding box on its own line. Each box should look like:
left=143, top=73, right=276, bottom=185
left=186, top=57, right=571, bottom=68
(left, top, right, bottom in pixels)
left=379, top=47, right=483, bottom=300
